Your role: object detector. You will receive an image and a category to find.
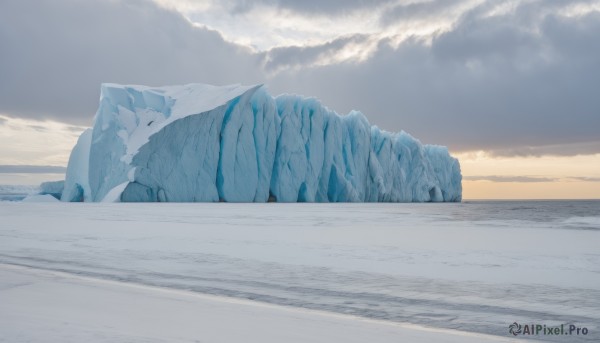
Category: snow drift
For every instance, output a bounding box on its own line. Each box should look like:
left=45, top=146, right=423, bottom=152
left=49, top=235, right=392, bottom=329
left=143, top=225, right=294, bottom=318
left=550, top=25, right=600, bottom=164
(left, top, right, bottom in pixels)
left=62, top=83, right=461, bottom=203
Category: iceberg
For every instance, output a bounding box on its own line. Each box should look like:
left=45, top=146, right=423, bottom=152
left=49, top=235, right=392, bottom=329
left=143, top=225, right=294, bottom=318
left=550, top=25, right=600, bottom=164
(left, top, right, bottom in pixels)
left=39, top=180, right=64, bottom=200
left=62, top=83, right=461, bottom=202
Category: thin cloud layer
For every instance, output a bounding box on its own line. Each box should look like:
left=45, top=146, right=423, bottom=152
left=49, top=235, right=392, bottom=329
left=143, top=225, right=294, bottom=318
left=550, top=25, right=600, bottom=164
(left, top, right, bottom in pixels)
left=0, top=0, right=599, bottom=156
left=263, top=34, right=372, bottom=72
left=228, top=0, right=395, bottom=15
left=0, top=114, right=85, bottom=166
left=379, top=0, right=469, bottom=27
left=463, top=175, right=558, bottom=183
left=0, top=165, right=67, bottom=174
left=569, top=177, right=600, bottom=182
left=464, top=175, right=600, bottom=183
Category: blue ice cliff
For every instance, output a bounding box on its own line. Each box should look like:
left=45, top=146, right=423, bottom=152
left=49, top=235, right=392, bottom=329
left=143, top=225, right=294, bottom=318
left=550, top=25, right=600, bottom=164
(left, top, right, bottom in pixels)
left=61, top=83, right=462, bottom=202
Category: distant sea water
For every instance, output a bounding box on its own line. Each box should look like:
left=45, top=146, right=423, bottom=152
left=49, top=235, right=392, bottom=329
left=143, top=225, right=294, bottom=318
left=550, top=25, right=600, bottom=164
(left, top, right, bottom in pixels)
left=0, top=198, right=599, bottom=341
left=2, top=184, right=598, bottom=221
left=445, top=199, right=600, bottom=227
left=0, top=185, right=39, bottom=201
left=2, top=186, right=598, bottom=233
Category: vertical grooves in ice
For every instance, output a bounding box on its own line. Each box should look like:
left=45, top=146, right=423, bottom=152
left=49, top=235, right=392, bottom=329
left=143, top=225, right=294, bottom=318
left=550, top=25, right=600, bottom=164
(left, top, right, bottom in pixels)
left=63, top=83, right=461, bottom=203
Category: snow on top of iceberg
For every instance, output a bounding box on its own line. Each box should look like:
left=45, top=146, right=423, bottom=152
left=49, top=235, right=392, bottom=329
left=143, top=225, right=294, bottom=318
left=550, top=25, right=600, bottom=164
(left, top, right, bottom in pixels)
left=98, top=83, right=260, bottom=164
left=67, top=82, right=462, bottom=203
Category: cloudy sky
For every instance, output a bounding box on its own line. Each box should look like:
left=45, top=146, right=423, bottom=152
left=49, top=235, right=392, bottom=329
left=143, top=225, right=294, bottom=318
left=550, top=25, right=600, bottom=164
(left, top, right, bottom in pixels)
left=1, top=0, right=599, bottom=198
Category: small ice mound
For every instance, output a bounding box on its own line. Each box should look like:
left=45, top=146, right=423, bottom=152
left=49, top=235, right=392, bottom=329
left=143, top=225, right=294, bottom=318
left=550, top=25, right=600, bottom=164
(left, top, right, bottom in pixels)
left=39, top=180, right=65, bottom=200
left=22, top=194, right=60, bottom=202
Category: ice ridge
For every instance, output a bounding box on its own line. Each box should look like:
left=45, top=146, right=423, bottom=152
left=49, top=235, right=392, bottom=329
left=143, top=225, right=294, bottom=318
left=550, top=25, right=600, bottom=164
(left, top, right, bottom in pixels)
left=61, top=83, right=461, bottom=203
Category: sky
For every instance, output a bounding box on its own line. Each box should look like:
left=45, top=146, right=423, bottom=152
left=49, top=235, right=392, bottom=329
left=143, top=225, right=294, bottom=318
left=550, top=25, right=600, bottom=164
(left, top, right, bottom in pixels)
left=0, top=0, right=599, bottom=199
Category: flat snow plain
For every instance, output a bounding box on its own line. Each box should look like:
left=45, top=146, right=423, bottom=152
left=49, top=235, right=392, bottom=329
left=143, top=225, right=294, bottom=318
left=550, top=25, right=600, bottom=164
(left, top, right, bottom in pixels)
left=1, top=201, right=599, bottom=342
left=0, top=265, right=507, bottom=343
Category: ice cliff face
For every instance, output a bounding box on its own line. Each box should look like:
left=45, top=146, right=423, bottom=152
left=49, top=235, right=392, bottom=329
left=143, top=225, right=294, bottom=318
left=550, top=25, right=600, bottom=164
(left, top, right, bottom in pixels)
left=62, top=83, right=461, bottom=203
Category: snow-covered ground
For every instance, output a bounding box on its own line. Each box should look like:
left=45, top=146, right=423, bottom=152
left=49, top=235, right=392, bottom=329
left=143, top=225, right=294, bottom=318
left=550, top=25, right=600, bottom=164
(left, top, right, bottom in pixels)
left=1, top=201, right=599, bottom=342
left=0, top=264, right=509, bottom=343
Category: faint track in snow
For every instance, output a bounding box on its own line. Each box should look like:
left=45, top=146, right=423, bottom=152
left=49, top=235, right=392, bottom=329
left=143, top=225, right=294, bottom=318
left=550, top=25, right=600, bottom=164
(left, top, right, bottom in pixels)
left=1, top=254, right=597, bottom=342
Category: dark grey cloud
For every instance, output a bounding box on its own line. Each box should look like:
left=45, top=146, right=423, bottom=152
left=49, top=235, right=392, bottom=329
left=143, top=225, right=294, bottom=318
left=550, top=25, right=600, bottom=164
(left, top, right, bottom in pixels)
left=488, top=141, right=600, bottom=157
left=463, top=176, right=558, bottom=183
left=229, top=0, right=394, bottom=15
left=0, top=165, right=67, bottom=173
left=0, top=0, right=263, bottom=125
left=1, top=0, right=599, bottom=157
left=267, top=0, right=600, bottom=154
left=0, top=117, right=6, bottom=126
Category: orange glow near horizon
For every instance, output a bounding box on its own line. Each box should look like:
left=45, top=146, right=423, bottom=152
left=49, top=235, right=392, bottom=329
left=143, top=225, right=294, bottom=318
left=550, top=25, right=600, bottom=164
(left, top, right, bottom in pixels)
left=463, top=180, right=600, bottom=200
left=1, top=114, right=598, bottom=199
left=456, top=152, right=600, bottom=200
